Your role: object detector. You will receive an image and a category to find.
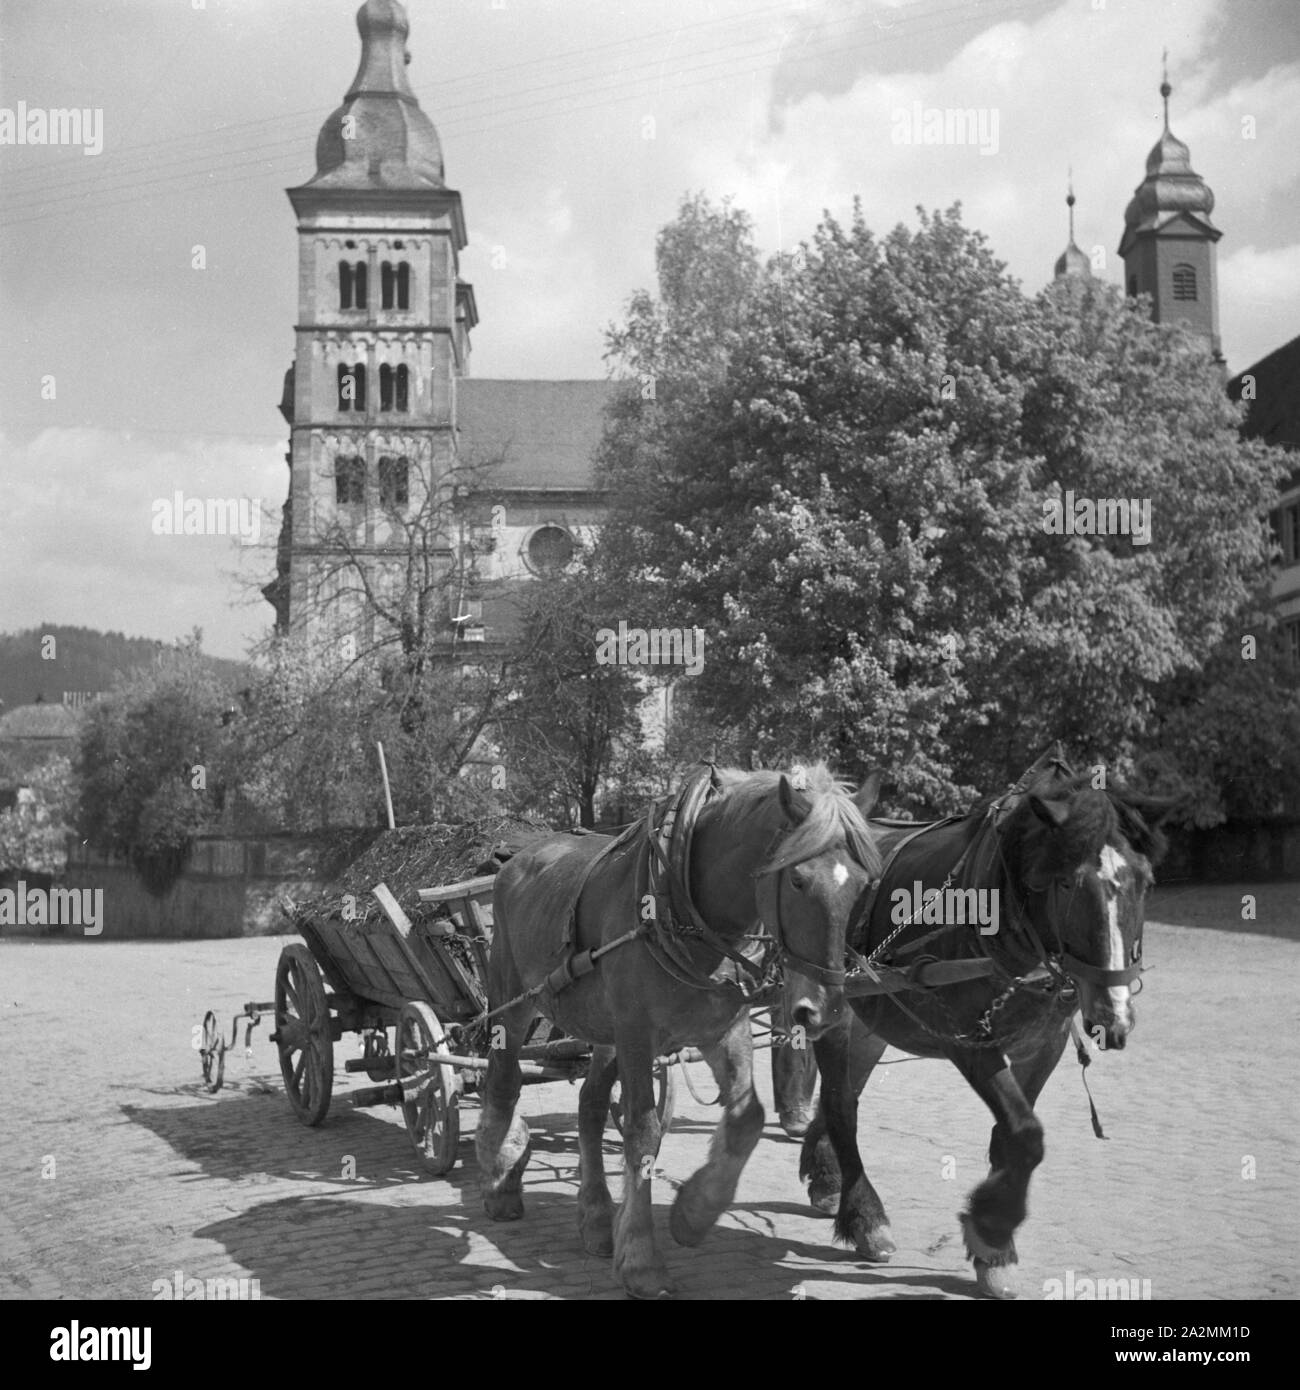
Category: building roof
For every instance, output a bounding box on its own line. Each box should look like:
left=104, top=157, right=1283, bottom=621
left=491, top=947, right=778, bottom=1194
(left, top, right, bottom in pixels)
left=1120, top=77, right=1217, bottom=253
left=303, top=0, right=446, bottom=192
left=0, top=703, right=80, bottom=741
left=1229, top=333, right=1300, bottom=453
left=1053, top=187, right=1092, bottom=281
left=456, top=379, right=622, bottom=490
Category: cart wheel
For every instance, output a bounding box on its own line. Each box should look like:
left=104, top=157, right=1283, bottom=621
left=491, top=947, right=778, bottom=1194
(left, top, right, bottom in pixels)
left=607, top=1058, right=677, bottom=1139
left=396, top=1000, right=460, bottom=1176
left=274, top=944, right=333, bottom=1126
left=200, top=1010, right=226, bottom=1093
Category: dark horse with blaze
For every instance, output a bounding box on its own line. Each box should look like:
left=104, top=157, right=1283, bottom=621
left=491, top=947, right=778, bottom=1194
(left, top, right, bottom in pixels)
left=476, top=763, right=882, bottom=1299
left=799, top=750, right=1172, bottom=1298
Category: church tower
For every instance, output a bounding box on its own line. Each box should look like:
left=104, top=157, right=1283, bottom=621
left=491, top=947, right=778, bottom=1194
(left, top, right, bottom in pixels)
left=1118, top=65, right=1222, bottom=361
left=266, top=0, right=478, bottom=644
left=1053, top=181, right=1092, bottom=282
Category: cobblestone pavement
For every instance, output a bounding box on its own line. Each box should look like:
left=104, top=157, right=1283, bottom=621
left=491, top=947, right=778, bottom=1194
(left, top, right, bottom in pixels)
left=2, top=889, right=1297, bottom=1301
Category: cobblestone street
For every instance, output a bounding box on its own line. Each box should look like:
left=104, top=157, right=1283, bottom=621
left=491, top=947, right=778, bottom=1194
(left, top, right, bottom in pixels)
left=2, top=889, right=1297, bottom=1301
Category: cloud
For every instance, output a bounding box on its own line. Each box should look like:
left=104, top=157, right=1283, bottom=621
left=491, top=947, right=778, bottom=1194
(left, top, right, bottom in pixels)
left=0, top=428, right=283, bottom=660
left=1221, top=242, right=1300, bottom=369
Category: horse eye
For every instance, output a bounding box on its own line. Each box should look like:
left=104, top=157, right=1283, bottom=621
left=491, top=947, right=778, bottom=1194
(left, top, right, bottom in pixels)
left=789, top=867, right=808, bottom=891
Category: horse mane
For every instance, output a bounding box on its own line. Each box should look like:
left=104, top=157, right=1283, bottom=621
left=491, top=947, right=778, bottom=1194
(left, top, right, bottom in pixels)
left=985, top=769, right=1169, bottom=875
left=711, top=762, right=881, bottom=876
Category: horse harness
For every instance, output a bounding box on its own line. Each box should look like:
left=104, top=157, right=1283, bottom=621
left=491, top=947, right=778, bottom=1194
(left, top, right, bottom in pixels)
left=479, top=764, right=869, bottom=1023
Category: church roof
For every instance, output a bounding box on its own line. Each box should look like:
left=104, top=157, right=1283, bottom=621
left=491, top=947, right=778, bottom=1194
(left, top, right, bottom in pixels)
left=1121, top=75, right=1217, bottom=251
left=1053, top=185, right=1092, bottom=281
left=456, top=380, right=622, bottom=490
left=303, top=0, right=445, bottom=192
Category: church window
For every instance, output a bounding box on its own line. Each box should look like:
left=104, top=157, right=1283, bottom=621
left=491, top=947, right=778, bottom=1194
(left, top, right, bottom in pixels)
left=381, top=261, right=411, bottom=310
left=378, top=456, right=409, bottom=508
left=526, top=525, right=576, bottom=576
left=340, top=260, right=368, bottom=310
left=379, top=364, right=410, bottom=412
left=1172, top=264, right=1197, bottom=301
left=335, top=455, right=365, bottom=505
left=1128, top=276, right=1137, bottom=297
left=338, top=363, right=366, bottom=411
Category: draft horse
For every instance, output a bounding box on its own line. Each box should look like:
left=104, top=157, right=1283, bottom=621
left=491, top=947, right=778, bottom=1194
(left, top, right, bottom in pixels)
left=799, top=751, right=1172, bottom=1298
left=476, top=763, right=883, bottom=1299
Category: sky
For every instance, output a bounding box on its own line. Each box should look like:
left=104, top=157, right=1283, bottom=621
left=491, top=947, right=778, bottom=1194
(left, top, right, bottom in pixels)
left=1, top=0, right=1298, bottom=661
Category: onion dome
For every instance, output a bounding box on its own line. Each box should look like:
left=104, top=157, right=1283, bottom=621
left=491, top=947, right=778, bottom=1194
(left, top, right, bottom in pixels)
left=307, top=0, right=445, bottom=190
left=1053, top=184, right=1092, bottom=280
left=1121, top=72, right=1216, bottom=241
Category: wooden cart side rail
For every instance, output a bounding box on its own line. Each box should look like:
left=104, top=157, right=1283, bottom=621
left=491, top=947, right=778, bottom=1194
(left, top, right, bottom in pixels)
left=373, top=884, right=487, bottom=1015
left=416, top=875, right=497, bottom=905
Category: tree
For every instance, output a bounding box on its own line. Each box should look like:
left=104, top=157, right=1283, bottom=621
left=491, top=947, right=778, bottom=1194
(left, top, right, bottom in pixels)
left=74, top=634, right=229, bottom=889
left=0, top=755, right=75, bottom=877
left=489, top=562, right=648, bottom=827
left=598, top=196, right=1285, bottom=815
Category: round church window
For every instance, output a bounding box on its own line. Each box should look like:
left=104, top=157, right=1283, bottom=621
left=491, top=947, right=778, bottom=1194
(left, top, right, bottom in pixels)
left=526, top=525, right=575, bottom=576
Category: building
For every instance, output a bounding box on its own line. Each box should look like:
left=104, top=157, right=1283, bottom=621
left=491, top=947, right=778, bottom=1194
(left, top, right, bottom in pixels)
left=265, top=0, right=613, bottom=653
left=1229, top=338, right=1300, bottom=664
left=1117, top=71, right=1223, bottom=362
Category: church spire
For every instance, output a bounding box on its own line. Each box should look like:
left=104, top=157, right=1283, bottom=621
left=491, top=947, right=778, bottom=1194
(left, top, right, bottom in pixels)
left=1118, top=59, right=1223, bottom=361
left=303, top=0, right=445, bottom=190
left=1053, top=176, right=1091, bottom=281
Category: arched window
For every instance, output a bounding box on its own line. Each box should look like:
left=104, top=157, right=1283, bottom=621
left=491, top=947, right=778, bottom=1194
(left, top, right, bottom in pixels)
left=1172, top=264, right=1197, bottom=301
left=379, top=364, right=410, bottom=412
left=335, top=455, right=365, bottom=505
left=338, top=363, right=366, bottom=411
left=339, top=261, right=353, bottom=310
left=353, top=261, right=367, bottom=309
left=381, top=261, right=411, bottom=310
left=378, top=456, right=409, bottom=508
left=1128, top=275, right=1138, bottom=297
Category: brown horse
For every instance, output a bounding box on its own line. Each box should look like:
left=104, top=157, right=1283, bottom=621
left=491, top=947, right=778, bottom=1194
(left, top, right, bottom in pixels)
left=798, top=754, right=1173, bottom=1297
left=475, top=763, right=883, bottom=1299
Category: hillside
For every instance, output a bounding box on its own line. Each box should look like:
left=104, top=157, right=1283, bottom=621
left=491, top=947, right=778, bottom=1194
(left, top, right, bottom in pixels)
left=0, top=626, right=250, bottom=711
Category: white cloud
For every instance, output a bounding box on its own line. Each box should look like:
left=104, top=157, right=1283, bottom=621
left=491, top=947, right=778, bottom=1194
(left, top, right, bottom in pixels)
left=0, top=428, right=283, bottom=660
left=1221, top=242, right=1300, bottom=369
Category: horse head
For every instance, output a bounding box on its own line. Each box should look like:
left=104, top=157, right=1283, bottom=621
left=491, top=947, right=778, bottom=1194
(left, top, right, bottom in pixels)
left=1000, top=770, right=1174, bottom=1051
left=752, top=765, right=884, bottom=1042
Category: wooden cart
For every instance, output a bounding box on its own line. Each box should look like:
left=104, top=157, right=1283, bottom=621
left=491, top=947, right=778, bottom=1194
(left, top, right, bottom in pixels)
left=200, top=876, right=676, bottom=1176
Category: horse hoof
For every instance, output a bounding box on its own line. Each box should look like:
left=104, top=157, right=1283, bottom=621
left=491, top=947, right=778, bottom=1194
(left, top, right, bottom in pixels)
left=668, top=1197, right=710, bottom=1248
left=974, top=1259, right=1019, bottom=1300
left=622, top=1269, right=677, bottom=1300
left=855, top=1226, right=896, bottom=1263
left=807, top=1183, right=839, bottom=1216
left=579, top=1216, right=614, bottom=1257
left=483, top=1190, right=525, bottom=1222
left=779, top=1111, right=815, bottom=1139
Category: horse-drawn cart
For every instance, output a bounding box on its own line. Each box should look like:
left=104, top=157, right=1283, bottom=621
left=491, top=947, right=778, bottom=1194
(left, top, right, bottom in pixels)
left=200, top=875, right=676, bottom=1175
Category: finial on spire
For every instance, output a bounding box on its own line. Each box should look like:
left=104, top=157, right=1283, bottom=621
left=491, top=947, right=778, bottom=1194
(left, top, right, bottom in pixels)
left=1066, top=173, right=1076, bottom=242
left=1161, top=50, right=1172, bottom=126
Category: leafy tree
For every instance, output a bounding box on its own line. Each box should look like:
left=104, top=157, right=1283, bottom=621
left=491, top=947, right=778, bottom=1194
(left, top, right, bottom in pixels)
left=0, top=755, right=75, bottom=877
left=490, top=563, right=649, bottom=827
left=73, top=634, right=229, bottom=888
left=597, top=195, right=1285, bottom=818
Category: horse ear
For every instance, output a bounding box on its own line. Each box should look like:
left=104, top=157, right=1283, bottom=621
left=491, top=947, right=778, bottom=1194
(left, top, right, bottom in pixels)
left=778, top=774, right=810, bottom=824
left=1028, top=793, right=1069, bottom=828
left=854, top=770, right=883, bottom=816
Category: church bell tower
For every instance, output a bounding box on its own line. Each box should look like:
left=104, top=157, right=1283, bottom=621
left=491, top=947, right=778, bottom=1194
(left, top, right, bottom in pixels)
left=265, top=0, right=478, bottom=643
left=1118, top=65, right=1223, bottom=362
